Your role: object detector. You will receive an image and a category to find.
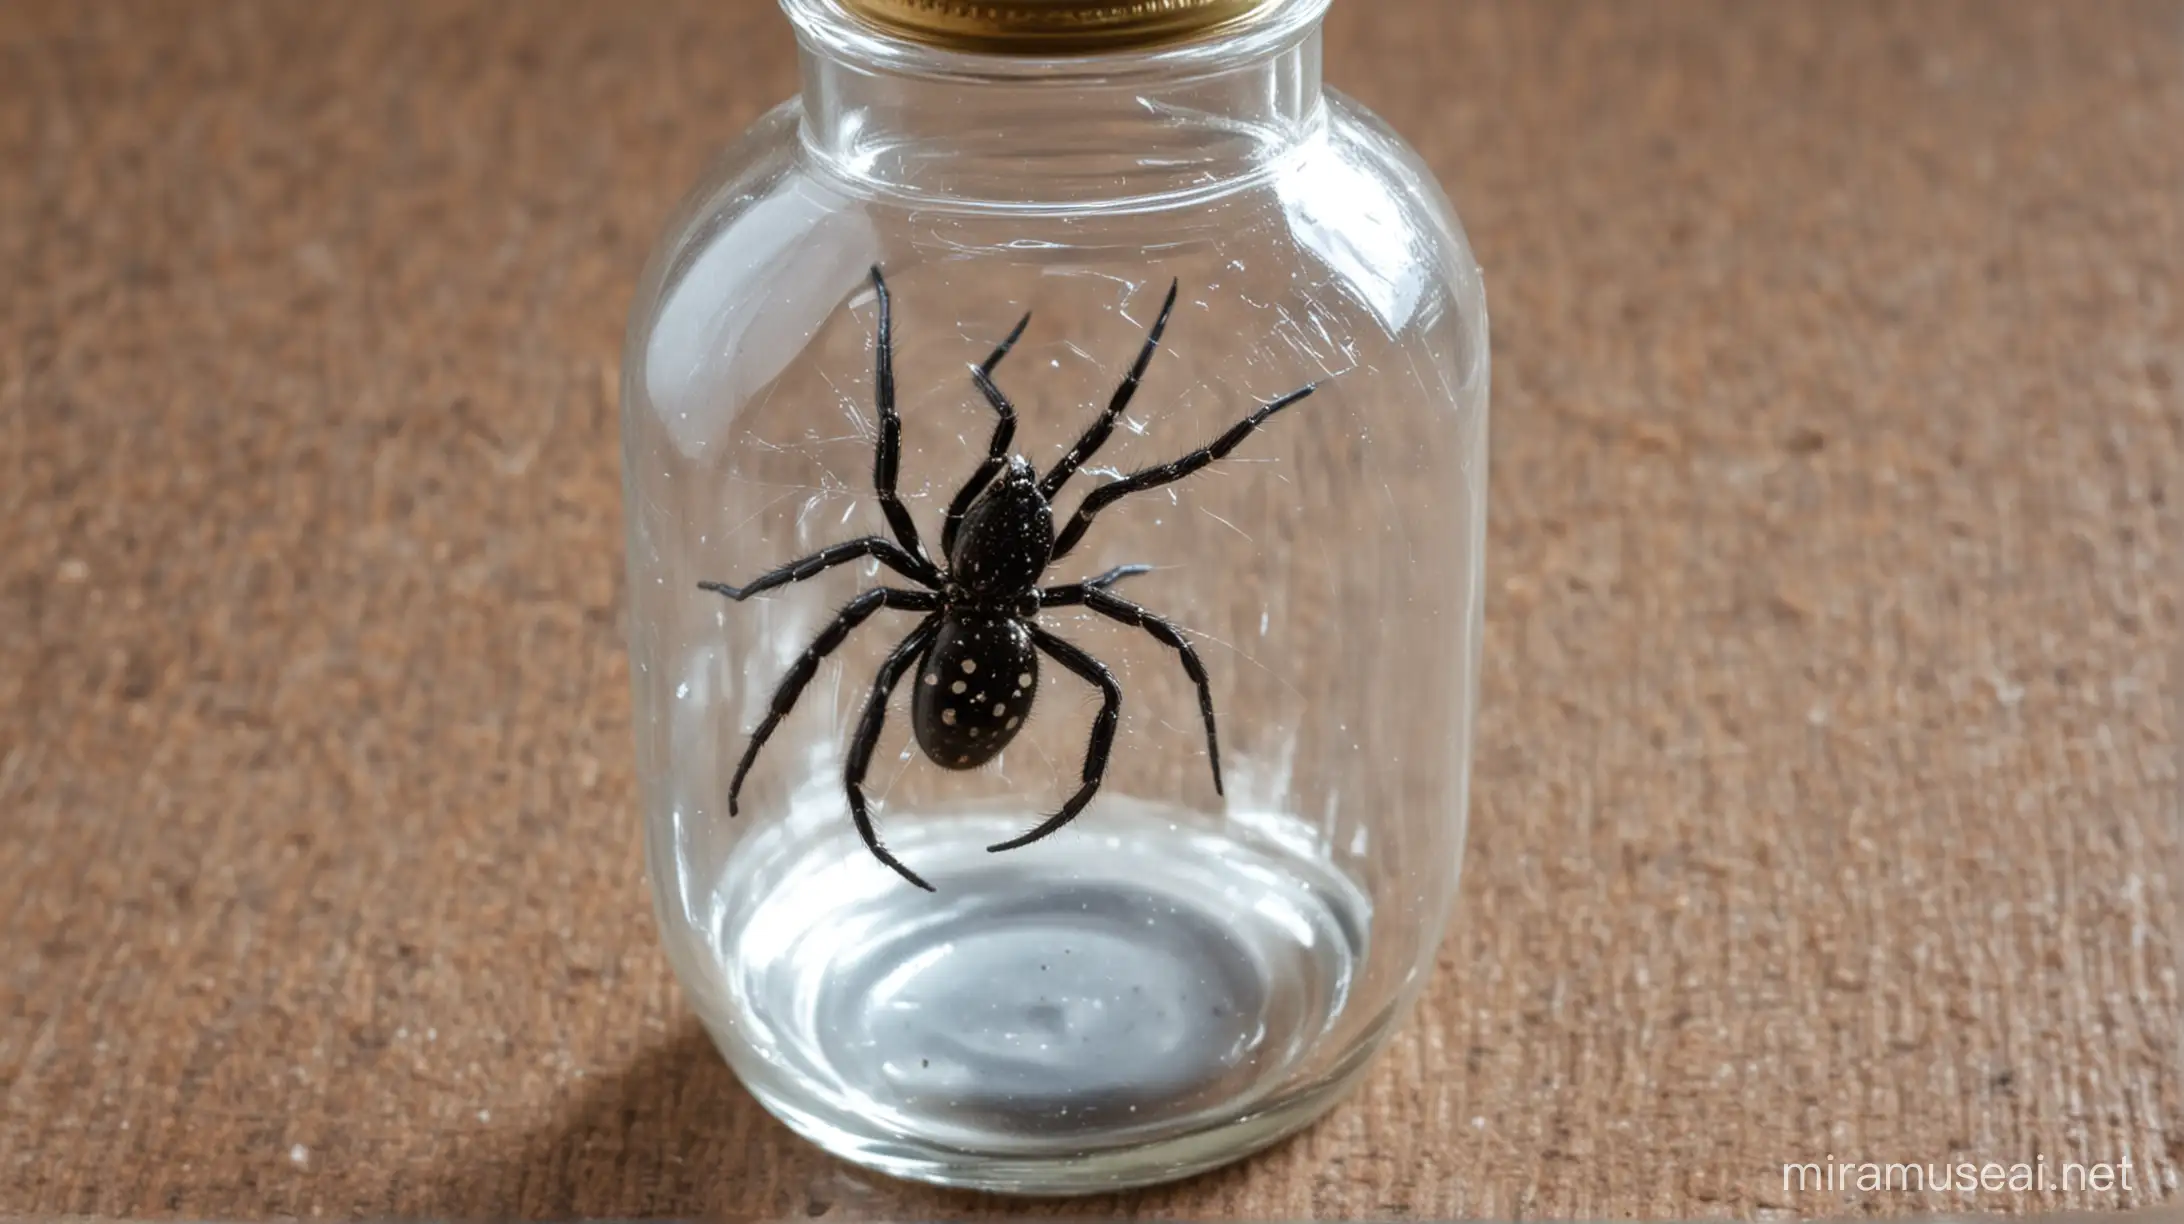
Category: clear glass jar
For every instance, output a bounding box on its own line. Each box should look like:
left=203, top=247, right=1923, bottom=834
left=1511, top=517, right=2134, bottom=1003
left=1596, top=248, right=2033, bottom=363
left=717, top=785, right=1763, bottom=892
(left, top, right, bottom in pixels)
left=620, top=0, right=1488, bottom=1194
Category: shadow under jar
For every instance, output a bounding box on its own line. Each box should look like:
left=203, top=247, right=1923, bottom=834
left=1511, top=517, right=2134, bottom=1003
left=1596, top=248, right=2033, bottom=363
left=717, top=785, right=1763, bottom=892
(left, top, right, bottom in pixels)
left=620, top=0, right=1489, bottom=1194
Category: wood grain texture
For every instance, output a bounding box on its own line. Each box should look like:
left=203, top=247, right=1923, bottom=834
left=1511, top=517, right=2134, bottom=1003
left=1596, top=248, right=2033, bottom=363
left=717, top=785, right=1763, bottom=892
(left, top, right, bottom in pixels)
left=3, top=0, right=2181, bottom=1217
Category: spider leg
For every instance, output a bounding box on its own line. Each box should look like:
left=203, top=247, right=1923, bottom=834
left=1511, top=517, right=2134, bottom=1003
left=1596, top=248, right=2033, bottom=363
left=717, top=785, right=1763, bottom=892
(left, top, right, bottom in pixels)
left=1036, top=564, right=1153, bottom=608
left=866, top=266, right=939, bottom=580
left=1037, top=279, right=1179, bottom=500
left=1076, top=587, right=1223, bottom=795
left=845, top=612, right=945, bottom=892
left=940, top=310, right=1033, bottom=558
left=698, top=536, right=936, bottom=601
left=1084, top=563, right=1153, bottom=590
left=726, top=586, right=939, bottom=818
left=987, top=626, right=1121, bottom=854
left=1051, top=382, right=1317, bottom=562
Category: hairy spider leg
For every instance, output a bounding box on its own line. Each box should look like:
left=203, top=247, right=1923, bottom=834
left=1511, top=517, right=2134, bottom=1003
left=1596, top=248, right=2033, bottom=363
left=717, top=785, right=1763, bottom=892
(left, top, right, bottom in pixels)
left=1037, top=564, right=1153, bottom=604
left=723, top=586, right=938, bottom=817
left=941, top=310, right=1033, bottom=559
left=698, top=536, right=934, bottom=601
left=1063, top=586, right=1223, bottom=795
left=1050, top=382, right=1318, bottom=563
left=867, top=266, right=942, bottom=584
left=845, top=613, right=945, bottom=892
left=986, top=626, right=1121, bottom=854
left=1038, top=279, right=1180, bottom=500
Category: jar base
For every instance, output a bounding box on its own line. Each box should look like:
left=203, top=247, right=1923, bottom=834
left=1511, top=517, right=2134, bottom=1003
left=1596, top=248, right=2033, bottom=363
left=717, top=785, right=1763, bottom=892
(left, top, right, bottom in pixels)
left=681, top=797, right=1380, bottom=1193
left=733, top=1034, right=1391, bottom=1195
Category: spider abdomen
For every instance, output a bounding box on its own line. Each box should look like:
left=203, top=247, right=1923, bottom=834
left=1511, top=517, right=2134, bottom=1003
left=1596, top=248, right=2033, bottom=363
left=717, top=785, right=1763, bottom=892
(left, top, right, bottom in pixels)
left=912, top=614, right=1039, bottom=769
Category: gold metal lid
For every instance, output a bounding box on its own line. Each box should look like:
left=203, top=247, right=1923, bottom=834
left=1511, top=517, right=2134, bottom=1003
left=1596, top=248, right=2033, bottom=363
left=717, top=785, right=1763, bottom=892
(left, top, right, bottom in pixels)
left=839, top=0, right=1279, bottom=54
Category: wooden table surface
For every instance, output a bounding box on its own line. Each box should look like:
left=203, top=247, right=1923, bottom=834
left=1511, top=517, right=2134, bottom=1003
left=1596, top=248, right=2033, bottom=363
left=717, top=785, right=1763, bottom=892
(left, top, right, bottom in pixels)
left=5, top=1, right=2181, bottom=1217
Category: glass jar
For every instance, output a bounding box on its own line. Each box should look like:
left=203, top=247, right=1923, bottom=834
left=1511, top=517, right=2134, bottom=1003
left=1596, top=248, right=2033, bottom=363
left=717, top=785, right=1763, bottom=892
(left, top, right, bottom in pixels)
left=619, top=0, right=1488, bottom=1194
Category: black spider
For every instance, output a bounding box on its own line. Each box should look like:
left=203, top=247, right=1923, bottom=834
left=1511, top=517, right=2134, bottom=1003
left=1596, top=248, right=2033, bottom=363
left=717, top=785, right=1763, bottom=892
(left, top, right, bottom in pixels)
left=700, top=266, right=1316, bottom=892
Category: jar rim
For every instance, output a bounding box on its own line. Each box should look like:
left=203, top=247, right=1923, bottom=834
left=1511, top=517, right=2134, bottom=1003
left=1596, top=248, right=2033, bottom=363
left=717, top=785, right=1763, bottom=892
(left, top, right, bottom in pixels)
left=779, top=0, right=1331, bottom=82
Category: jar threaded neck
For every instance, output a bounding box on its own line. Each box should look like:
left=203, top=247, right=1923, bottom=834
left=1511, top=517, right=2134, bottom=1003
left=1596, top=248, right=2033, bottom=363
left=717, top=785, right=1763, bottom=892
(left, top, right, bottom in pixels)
left=839, top=0, right=1280, bottom=53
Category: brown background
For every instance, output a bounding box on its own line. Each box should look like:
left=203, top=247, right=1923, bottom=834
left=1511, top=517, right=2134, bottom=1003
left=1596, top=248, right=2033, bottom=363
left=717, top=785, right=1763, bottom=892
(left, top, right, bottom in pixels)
left=4, top=0, right=2182, bottom=1218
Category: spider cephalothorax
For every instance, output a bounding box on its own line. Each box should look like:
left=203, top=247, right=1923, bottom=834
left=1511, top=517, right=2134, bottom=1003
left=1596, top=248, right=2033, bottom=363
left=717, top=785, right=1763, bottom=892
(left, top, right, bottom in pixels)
left=701, top=266, right=1316, bottom=891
